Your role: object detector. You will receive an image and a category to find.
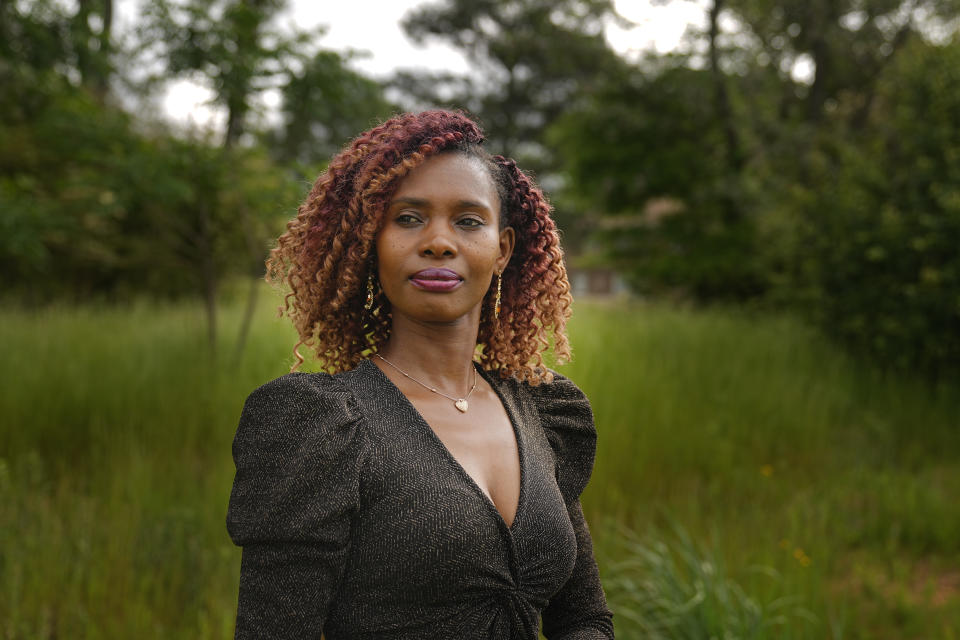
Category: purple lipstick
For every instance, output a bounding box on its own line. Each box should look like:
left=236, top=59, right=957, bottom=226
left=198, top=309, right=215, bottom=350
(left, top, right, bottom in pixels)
left=409, top=268, right=463, bottom=292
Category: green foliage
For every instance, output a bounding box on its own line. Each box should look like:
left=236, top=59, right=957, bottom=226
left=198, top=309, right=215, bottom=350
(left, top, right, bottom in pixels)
left=0, top=302, right=284, bottom=638
left=0, top=1, right=72, bottom=75
left=549, top=65, right=765, bottom=300
left=137, top=0, right=298, bottom=146
left=546, top=0, right=960, bottom=376
left=400, top=0, right=626, bottom=167
left=0, top=0, right=114, bottom=97
left=550, top=66, right=716, bottom=213
left=267, top=50, right=395, bottom=164
left=0, top=0, right=379, bottom=311
left=0, top=78, right=297, bottom=302
left=0, top=69, right=147, bottom=298
left=785, top=39, right=960, bottom=376
left=725, top=0, right=931, bottom=123
left=137, top=0, right=394, bottom=158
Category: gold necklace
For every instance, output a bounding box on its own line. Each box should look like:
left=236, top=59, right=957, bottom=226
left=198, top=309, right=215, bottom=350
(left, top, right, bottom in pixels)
left=375, top=353, right=478, bottom=413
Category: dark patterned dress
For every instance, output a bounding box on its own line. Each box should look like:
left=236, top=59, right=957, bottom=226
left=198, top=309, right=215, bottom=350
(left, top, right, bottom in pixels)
left=227, top=358, right=614, bottom=639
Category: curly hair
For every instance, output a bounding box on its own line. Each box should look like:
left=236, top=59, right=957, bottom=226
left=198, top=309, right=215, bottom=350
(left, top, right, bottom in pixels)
left=266, top=110, right=573, bottom=384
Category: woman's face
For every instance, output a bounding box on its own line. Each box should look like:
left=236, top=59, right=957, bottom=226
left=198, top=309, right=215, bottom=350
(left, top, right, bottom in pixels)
left=375, top=152, right=515, bottom=327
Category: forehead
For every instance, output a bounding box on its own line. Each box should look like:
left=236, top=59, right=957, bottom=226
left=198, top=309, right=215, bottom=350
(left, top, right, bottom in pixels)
left=391, top=153, right=498, bottom=206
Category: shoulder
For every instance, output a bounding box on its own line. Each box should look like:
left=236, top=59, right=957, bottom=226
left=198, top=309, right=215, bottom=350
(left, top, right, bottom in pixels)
left=525, top=370, right=594, bottom=424
left=233, top=372, right=364, bottom=468
left=523, top=370, right=597, bottom=502
left=228, top=372, right=366, bottom=545
left=241, top=371, right=356, bottom=419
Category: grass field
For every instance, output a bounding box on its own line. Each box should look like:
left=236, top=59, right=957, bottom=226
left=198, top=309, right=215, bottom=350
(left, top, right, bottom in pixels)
left=1, top=294, right=958, bottom=638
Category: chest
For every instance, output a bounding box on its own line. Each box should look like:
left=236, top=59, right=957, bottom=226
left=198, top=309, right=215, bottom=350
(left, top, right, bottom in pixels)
left=406, top=386, right=520, bottom=526
left=337, top=382, right=577, bottom=611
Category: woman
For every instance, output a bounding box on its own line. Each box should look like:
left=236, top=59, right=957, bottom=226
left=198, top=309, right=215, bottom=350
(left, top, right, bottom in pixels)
left=227, top=110, right=614, bottom=639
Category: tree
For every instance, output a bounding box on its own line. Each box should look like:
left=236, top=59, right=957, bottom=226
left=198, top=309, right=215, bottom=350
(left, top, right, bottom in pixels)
left=0, top=0, right=132, bottom=301
left=135, top=0, right=397, bottom=357
left=549, top=62, right=764, bottom=300
left=137, top=0, right=312, bottom=355
left=549, top=0, right=960, bottom=306
left=0, top=0, right=297, bottom=333
left=72, top=0, right=114, bottom=101
left=137, top=0, right=308, bottom=148
left=400, top=0, right=628, bottom=168
left=268, top=50, right=394, bottom=165
left=787, top=38, right=960, bottom=377
left=724, top=0, right=960, bottom=127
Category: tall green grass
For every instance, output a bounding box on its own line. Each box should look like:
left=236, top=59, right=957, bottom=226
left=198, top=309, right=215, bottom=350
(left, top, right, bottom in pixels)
left=567, top=302, right=960, bottom=639
left=1, top=296, right=957, bottom=638
left=0, top=301, right=295, bottom=639
left=599, top=521, right=818, bottom=639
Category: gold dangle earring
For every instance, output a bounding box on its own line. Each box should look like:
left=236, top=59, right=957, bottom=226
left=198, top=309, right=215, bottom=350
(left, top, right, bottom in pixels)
left=364, top=272, right=375, bottom=311
left=494, top=272, right=502, bottom=320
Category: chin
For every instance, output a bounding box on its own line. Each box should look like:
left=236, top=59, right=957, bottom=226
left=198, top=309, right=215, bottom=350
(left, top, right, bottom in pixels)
left=398, top=301, right=481, bottom=325
left=414, top=309, right=471, bottom=324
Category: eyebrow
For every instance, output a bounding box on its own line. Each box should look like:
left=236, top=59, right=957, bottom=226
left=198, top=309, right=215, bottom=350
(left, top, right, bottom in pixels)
left=390, top=197, right=429, bottom=207
left=389, top=196, right=492, bottom=211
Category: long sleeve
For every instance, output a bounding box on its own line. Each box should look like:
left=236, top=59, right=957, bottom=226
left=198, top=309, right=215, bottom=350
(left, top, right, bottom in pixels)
left=226, top=373, right=366, bottom=639
left=542, top=499, right=613, bottom=639
left=532, top=373, right=615, bottom=639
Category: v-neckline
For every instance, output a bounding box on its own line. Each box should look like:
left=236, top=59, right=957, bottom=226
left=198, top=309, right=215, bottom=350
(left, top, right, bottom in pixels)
left=363, top=358, right=526, bottom=533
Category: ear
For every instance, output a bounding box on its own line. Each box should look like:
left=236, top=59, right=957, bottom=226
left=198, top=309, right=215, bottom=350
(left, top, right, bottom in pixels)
left=497, top=226, right=515, bottom=273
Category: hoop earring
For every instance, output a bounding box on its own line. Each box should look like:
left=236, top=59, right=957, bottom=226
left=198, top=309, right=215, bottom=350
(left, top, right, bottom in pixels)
left=494, top=272, right=502, bottom=320
left=364, top=272, right=375, bottom=311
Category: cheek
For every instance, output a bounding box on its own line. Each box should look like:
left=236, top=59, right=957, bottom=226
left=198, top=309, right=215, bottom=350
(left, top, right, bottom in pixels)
left=374, top=232, right=402, bottom=273
left=470, top=230, right=507, bottom=265
left=373, top=230, right=388, bottom=259
left=373, top=237, right=394, bottom=292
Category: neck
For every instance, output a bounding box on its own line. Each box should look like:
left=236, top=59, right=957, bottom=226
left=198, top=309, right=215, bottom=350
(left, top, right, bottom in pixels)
left=376, top=311, right=480, bottom=391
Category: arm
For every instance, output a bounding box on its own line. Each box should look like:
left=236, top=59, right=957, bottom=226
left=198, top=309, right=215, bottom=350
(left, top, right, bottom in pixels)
left=234, top=542, right=348, bottom=638
left=542, top=500, right=615, bottom=639
left=226, top=374, right=364, bottom=639
left=533, top=372, right=615, bottom=639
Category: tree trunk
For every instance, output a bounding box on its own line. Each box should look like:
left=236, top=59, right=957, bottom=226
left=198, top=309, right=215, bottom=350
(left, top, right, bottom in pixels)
left=94, top=0, right=113, bottom=101
left=234, top=269, right=260, bottom=363
left=73, top=0, right=113, bottom=102
left=500, top=64, right=519, bottom=159
left=708, top=0, right=745, bottom=227
left=804, top=0, right=840, bottom=125
left=197, top=202, right=218, bottom=356
left=74, top=0, right=94, bottom=89
left=224, top=0, right=272, bottom=361
left=233, top=194, right=263, bottom=364
left=850, top=10, right=915, bottom=130
left=224, top=102, right=245, bottom=149
left=202, top=261, right=219, bottom=356
left=708, top=0, right=744, bottom=175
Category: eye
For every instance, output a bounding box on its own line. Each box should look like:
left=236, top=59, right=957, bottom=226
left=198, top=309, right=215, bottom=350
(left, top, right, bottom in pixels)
left=457, top=215, right=485, bottom=228
left=395, top=212, right=422, bottom=225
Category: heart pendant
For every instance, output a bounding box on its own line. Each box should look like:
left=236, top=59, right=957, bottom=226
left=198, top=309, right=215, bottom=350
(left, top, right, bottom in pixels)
left=454, top=399, right=468, bottom=413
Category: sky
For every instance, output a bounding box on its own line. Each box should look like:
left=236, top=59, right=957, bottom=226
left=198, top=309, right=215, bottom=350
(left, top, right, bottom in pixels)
left=115, top=0, right=709, bottom=129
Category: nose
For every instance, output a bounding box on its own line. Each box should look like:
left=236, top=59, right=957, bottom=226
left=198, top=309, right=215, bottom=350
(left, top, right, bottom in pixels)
left=419, top=219, right=457, bottom=258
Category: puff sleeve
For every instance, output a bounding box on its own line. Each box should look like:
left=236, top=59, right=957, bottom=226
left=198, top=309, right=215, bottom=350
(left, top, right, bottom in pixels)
left=532, top=373, right=615, bottom=639
left=226, top=373, right=366, bottom=639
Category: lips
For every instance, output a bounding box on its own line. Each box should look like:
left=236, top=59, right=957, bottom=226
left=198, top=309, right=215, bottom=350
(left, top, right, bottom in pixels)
left=409, top=268, right=463, bottom=292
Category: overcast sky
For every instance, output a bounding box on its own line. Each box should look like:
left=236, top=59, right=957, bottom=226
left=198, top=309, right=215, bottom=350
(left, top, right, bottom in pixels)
left=115, top=0, right=709, bottom=128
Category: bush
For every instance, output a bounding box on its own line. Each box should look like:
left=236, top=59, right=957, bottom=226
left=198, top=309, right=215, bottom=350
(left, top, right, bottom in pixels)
left=786, top=40, right=960, bottom=378
left=549, top=65, right=766, bottom=303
